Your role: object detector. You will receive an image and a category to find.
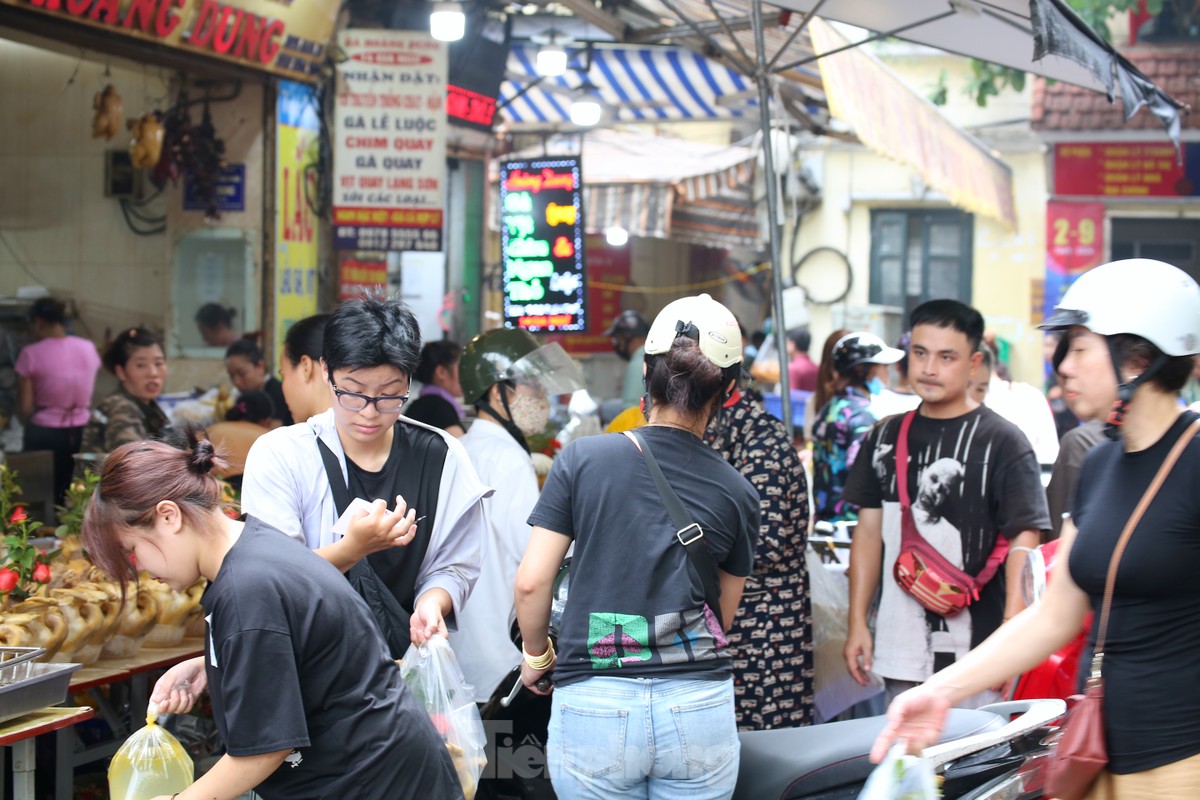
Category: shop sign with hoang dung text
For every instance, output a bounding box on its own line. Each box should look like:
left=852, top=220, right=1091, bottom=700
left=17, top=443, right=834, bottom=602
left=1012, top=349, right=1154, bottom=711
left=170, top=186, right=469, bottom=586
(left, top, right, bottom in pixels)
left=5, top=0, right=336, bottom=81
left=500, top=157, right=587, bottom=332
left=333, top=30, right=446, bottom=253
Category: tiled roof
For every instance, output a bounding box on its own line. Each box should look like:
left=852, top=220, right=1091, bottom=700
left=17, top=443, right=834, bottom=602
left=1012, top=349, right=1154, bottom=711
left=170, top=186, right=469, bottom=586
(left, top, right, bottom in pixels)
left=1031, top=47, right=1199, bottom=132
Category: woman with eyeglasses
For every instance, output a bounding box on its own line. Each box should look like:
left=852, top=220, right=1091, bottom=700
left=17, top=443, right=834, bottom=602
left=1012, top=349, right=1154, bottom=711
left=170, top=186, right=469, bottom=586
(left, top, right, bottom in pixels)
left=241, top=297, right=490, bottom=650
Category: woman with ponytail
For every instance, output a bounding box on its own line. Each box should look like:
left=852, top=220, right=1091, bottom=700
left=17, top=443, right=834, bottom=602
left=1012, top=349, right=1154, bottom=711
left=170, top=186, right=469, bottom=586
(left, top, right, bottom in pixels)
left=83, top=430, right=464, bottom=800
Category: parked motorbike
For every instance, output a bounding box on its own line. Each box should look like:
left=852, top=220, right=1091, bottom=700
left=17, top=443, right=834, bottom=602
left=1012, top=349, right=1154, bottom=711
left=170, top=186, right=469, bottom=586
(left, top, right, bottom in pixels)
left=735, top=698, right=1065, bottom=799
left=477, top=556, right=1067, bottom=800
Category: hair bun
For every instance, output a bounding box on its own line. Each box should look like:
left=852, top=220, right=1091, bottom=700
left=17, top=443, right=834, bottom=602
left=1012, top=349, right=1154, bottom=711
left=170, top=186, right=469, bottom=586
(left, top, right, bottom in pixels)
left=190, top=439, right=218, bottom=475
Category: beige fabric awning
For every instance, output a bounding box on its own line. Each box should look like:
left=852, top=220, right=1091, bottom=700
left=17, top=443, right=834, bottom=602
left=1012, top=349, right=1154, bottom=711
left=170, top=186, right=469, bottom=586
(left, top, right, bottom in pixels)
left=809, top=17, right=1017, bottom=230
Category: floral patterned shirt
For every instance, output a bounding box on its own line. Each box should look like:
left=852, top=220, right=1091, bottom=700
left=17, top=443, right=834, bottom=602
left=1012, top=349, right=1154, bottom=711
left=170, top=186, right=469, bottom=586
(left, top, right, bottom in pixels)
left=812, top=386, right=876, bottom=522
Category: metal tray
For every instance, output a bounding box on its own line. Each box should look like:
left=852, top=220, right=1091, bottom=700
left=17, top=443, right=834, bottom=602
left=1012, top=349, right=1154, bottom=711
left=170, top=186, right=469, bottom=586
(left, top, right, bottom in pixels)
left=0, top=660, right=83, bottom=726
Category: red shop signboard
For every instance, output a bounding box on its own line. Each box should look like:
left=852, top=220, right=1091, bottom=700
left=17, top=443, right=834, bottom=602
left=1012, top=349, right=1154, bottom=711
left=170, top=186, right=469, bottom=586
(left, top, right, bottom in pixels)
left=1054, top=142, right=1200, bottom=198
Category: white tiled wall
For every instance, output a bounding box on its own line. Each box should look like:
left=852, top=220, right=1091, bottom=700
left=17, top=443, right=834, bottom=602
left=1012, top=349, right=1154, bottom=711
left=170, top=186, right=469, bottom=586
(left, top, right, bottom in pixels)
left=0, top=35, right=267, bottom=393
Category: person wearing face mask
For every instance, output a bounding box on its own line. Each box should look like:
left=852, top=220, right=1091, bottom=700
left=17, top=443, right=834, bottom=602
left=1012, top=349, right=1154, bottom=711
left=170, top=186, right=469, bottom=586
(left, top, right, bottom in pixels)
left=449, top=328, right=585, bottom=701
left=604, top=309, right=650, bottom=410
left=811, top=332, right=905, bottom=524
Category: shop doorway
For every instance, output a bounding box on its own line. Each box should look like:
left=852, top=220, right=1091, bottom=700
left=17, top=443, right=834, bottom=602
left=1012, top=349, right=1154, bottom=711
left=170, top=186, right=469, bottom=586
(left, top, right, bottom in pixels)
left=1111, top=218, right=1200, bottom=282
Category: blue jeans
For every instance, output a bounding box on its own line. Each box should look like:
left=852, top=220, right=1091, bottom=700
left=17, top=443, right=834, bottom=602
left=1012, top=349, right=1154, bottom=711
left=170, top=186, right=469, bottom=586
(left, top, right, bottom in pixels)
left=547, top=676, right=739, bottom=800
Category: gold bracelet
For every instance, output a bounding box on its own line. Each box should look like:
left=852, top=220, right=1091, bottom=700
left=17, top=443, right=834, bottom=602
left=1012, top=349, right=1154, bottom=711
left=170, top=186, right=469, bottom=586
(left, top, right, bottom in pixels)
left=522, top=640, right=555, bottom=671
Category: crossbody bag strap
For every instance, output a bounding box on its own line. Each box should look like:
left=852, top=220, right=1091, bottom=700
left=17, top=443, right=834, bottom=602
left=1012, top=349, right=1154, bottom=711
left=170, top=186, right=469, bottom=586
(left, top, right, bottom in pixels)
left=896, top=410, right=1007, bottom=586
left=1091, top=416, right=1200, bottom=681
left=316, top=439, right=353, bottom=517
left=625, top=430, right=724, bottom=630
left=896, top=411, right=916, bottom=512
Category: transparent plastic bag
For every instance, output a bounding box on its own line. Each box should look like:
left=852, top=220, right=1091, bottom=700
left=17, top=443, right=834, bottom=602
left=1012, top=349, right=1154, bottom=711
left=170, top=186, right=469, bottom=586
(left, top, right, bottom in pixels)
left=108, top=704, right=194, bottom=800
left=857, top=744, right=939, bottom=800
left=399, top=637, right=487, bottom=800
left=808, top=549, right=884, bottom=722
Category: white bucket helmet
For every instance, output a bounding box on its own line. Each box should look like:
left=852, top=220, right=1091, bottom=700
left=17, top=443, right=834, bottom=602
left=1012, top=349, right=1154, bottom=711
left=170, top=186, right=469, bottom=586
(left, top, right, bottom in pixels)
left=645, top=293, right=743, bottom=369
left=1040, top=258, right=1200, bottom=356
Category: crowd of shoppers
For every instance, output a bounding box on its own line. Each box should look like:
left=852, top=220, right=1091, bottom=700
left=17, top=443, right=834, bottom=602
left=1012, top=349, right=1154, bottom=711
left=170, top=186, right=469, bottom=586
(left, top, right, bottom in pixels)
left=34, top=253, right=1200, bottom=799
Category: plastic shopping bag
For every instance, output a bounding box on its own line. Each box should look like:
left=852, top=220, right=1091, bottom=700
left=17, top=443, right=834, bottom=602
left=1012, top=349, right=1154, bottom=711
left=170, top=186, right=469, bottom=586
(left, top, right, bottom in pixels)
left=108, top=703, right=194, bottom=800
left=857, top=744, right=939, bottom=800
left=808, top=549, right=885, bottom=722
left=399, top=637, right=487, bottom=800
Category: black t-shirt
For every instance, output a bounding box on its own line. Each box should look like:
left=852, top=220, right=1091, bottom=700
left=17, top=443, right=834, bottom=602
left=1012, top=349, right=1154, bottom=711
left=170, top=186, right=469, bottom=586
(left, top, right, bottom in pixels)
left=528, top=427, right=759, bottom=686
left=346, top=421, right=447, bottom=612
left=405, top=395, right=462, bottom=432
left=843, top=407, right=1049, bottom=678
left=1068, top=411, right=1200, bottom=774
left=263, top=376, right=293, bottom=426
left=203, top=516, right=463, bottom=800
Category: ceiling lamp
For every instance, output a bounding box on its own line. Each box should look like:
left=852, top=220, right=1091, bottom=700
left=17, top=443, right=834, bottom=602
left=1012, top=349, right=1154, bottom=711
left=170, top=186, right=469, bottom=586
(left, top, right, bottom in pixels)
left=430, top=2, right=465, bottom=42
left=536, top=43, right=568, bottom=77
left=605, top=227, right=629, bottom=246
left=569, top=98, right=602, bottom=126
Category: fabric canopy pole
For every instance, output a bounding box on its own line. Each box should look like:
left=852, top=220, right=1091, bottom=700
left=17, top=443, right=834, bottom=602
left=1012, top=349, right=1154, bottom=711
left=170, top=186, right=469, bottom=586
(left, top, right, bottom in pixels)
left=752, top=0, right=794, bottom=441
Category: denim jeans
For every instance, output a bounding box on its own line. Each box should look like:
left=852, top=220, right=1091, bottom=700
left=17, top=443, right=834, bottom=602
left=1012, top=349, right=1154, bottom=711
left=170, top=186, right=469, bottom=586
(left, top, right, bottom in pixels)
left=547, top=676, right=739, bottom=800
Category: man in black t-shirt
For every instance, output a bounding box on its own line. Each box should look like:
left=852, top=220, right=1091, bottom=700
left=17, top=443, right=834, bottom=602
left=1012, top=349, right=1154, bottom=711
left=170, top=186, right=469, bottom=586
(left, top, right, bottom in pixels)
left=842, top=301, right=1049, bottom=705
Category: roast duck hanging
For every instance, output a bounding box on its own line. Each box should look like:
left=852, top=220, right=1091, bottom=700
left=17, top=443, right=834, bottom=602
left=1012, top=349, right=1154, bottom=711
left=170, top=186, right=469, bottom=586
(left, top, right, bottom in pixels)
left=128, top=112, right=164, bottom=170
left=91, top=84, right=123, bottom=140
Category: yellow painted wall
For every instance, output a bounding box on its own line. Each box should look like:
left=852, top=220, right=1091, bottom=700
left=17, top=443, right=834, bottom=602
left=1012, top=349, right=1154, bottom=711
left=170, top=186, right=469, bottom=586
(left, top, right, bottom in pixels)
left=779, top=46, right=1056, bottom=386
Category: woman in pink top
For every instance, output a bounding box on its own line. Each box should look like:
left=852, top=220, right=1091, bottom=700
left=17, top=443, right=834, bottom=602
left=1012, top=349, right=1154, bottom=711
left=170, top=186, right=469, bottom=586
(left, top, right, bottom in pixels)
left=16, top=297, right=102, bottom=505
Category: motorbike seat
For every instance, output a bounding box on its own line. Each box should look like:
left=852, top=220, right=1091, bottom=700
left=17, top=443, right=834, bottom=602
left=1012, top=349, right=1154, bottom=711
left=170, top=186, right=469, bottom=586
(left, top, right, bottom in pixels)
left=733, top=709, right=1006, bottom=800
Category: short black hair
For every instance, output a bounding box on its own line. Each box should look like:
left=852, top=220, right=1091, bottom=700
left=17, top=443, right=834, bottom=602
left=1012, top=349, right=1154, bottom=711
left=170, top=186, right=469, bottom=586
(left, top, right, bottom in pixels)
left=910, top=299, right=985, bottom=353
left=1052, top=334, right=1070, bottom=376
left=225, top=339, right=265, bottom=363
left=787, top=327, right=812, bottom=353
left=415, top=340, right=462, bottom=384
left=225, top=390, right=274, bottom=424
left=104, top=326, right=163, bottom=373
left=283, top=314, right=330, bottom=366
left=1110, top=333, right=1193, bottom=393
left=29, top=297, right=67, bottom=325
left=195, top=303, right=236, bottom=329
left=324, top=297, right=421, bottom=378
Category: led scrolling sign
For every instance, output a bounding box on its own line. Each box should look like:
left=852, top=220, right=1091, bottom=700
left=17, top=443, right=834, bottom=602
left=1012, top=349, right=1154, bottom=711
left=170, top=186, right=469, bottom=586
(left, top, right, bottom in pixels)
left=500, top=158, right=587, bottom=332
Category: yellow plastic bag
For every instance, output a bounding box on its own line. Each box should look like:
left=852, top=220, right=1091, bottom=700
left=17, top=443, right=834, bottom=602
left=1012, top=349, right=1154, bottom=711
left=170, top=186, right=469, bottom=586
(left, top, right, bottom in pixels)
left=109, top=703, right=194, bottom=800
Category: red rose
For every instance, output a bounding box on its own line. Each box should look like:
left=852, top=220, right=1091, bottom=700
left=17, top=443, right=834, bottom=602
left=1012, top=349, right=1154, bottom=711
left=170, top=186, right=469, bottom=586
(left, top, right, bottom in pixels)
left=9, top=507, right=27, bottom=524
left=0, top=569, right=19, bottom=593
left=32, top=563, right=50, bottom=584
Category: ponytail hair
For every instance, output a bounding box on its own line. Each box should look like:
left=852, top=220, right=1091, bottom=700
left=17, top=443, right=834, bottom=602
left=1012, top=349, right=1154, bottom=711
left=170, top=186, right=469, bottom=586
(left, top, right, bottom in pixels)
left=83, top=426, right=228, bottom=583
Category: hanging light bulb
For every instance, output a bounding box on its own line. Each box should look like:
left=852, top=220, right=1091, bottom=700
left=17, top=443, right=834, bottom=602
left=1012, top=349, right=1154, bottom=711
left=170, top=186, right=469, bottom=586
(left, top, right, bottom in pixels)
left=570, top=97, right=602, bottom=127
left=430, top=1, right=465, bottom=41
left=536, top=43, right=568, bottom=77
left=605, top=227, right=629, bottom=246
left=569, top=79, right=603, bottom=127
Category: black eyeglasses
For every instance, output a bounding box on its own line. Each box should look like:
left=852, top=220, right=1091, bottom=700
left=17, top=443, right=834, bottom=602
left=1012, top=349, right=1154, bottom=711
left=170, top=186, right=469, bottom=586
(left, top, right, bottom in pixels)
left=331, top=383, right=409, bottom=413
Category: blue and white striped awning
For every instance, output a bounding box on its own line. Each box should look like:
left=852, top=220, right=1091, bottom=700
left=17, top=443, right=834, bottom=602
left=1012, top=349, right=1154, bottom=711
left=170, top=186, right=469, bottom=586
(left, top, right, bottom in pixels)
left=498, top=44, right=757, bottom=126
